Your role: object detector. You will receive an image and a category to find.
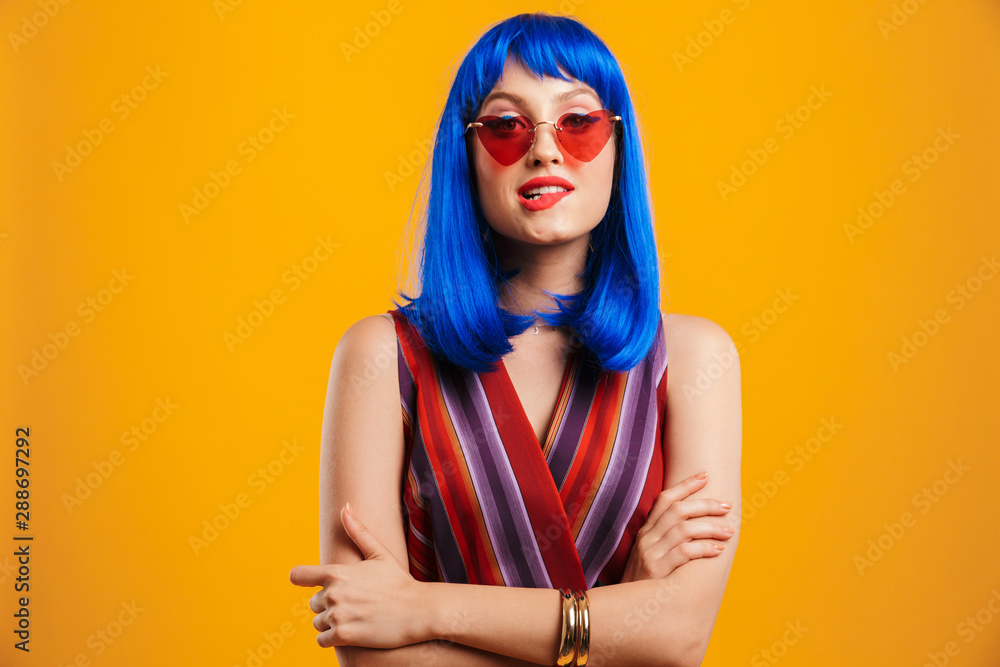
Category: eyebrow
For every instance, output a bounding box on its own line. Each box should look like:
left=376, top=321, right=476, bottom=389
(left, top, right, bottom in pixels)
left=480, top=87, right=601, bottom=110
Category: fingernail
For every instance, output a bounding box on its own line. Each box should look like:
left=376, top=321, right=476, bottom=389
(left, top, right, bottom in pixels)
left=720, top=502, right=732, bottom=510
left=345, top=502, right=355, bottom=517
left=714, top=544, right=725, bottom=551
left=724, top=526, right=735, bottom=534
left=696, top=471, right=708, bottom=480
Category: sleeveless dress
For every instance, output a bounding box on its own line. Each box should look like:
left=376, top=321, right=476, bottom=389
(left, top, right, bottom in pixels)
left=388, top=308, right=669, bottom=591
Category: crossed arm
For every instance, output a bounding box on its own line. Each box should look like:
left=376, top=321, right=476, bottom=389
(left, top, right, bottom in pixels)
left=290, top=312, right=742, bottom=667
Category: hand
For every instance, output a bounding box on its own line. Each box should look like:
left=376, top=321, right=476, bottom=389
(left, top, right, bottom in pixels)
left=289, top=503, right=426, bottom=649
left=620, top=472, right=735, bottom=583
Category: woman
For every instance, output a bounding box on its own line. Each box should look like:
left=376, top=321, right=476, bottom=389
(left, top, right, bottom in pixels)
left=291, top=12, right=742, bottom=667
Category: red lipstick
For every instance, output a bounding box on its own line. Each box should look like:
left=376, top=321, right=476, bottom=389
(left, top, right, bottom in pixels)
left=518, top=176, right=575, bottom=212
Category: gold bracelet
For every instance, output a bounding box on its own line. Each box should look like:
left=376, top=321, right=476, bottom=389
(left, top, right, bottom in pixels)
left=556, top=588, right=578, bottom=666
left=574, top=590, right=590, bottom=667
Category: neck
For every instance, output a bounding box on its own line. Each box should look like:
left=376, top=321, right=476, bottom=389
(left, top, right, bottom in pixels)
left=494, top=234, right=590, bottom=319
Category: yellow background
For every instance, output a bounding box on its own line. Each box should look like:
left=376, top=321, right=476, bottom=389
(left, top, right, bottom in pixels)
left=3, top=0, right=999, bottom=665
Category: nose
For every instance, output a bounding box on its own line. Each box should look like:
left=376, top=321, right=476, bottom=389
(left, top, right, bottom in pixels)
left=529, top=121, right=562, bottom=165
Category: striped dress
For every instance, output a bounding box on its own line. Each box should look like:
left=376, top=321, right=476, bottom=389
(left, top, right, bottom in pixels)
left=389, top=308, right=669, bottom=591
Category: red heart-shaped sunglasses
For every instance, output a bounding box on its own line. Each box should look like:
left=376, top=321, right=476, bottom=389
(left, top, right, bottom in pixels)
left=465, top=110, right=621, bottom=166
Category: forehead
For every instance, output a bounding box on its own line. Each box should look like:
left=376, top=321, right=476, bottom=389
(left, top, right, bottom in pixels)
left=479, top=60, right=602, bottom=111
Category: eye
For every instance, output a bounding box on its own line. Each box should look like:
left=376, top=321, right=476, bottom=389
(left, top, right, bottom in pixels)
left=483, top=115, right=528, bottom=135
left=559, top=113, right=596, bottom=132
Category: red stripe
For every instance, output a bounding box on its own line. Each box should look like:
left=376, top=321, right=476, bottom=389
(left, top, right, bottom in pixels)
left=393, top=313, right=501, bottom=585
left=479, top=366, right=587, bottom=590
left=598, top=367, right=669, bottom=584
left=403, top=468, right=439, bottom=581
left=425, top=375, right=502, bottom=585
left=561, top=373, right=625, bottom=530
left=541, top=350, right=580, bottom=457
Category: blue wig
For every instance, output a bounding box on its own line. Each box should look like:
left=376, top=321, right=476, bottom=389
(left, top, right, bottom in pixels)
left=396, top=12, right=661, bottom=373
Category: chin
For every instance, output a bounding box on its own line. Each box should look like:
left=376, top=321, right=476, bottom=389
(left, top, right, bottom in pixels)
left=524, top=230, right=584, bottom=246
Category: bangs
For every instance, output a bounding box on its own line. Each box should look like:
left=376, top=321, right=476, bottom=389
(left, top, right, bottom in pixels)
left=460, top=14, right=625, bottom=122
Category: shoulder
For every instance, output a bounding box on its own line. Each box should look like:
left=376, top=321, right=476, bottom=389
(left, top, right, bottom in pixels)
left=336, top=312, right=397, bottom=357
left=328, top=313, right=400, bottom=395
left=660, top=312, right=741, bottom=395
left=660, top=312, right=737, bottom=361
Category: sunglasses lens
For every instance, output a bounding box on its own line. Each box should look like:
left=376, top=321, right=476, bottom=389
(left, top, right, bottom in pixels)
left=557, top=110, right=616, bottom=162
left=474, top=116, right=533, bottom=166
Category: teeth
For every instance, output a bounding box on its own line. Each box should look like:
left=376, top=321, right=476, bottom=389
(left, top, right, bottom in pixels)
left=523, top=185, right=569, bottom=199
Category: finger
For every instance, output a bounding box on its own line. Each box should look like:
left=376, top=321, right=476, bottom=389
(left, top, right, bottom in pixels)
left=654, top=472, right=710, bottom=512
left=656, top=498, right=733, bottom=530
left=637, top=537, right=726, bottom=579
left=675, top=498, right=733, bottom=518
left=289, top=565, right=328, bottom=588
left=666, top=539, right=728, bottom=570
left=312, top=608, right=330, bottom=631
left=316, top=625, right=340, bottom=649
left=341, top=503, right=385, bottom=561
left=665, top=519, right=736, bottom=547
left=309, top=590, right=326, bottom=614
left=642, top=473, right=710, bottom=532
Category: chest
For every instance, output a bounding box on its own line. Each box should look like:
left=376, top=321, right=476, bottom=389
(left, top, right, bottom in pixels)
left=401, top=339, right=667, bottom=589
left=500, top=334, right=577, bottom=446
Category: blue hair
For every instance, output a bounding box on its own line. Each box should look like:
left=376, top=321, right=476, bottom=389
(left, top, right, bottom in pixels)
left=396, top=12, right=661, bottom=373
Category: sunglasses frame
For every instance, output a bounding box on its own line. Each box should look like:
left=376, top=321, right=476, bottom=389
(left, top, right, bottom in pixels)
left=465, top=109, right=622, bottom=165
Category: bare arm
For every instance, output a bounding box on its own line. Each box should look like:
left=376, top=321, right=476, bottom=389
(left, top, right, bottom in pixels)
left=310, top=314, right=534, bottom=666
left=294, top=312, right=741, bottom=667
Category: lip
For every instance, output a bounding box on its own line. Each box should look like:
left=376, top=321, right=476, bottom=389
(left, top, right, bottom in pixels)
left=518, top=176, right=575, bottom=212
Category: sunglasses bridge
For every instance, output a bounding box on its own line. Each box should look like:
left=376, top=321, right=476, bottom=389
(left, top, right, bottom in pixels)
left=522, top=120, right=558, bottom=153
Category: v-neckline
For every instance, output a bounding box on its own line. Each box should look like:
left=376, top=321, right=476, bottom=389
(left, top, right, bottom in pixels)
left=494, top=343, right=580, bottom=452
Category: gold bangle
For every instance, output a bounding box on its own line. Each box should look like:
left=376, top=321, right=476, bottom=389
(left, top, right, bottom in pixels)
left=556, top=588, right=578, bottom=666
left=574, top=590, right=590, bottom=667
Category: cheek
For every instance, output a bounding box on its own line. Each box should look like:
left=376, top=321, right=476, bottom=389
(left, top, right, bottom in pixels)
left=583, top=149, right=616, bottom=208
left=474, top=153, right=512, bottom=213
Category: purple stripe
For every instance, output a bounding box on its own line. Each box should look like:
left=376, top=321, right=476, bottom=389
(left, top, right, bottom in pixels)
left=577, top=357, right=658, bottom=585
left=408, top=424, right=470, bottom=584
left=438, top=364, right=552, bottom=588
left=409, top=521, right=433, bottom=550
left=652, top=316, right=668, bottom=380
left=547, top=360, right=600, bottom=490
left=397, top=337, right=416, bottom=426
